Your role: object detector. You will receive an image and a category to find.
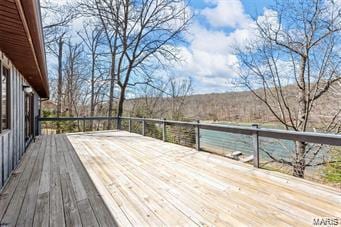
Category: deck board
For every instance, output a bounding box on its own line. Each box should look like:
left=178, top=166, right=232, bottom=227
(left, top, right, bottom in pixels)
left=0, top=137, right=42, bottom=226
left=67, top=131, right=341, bottom=227
left=16, top=133, right=46, bottom=226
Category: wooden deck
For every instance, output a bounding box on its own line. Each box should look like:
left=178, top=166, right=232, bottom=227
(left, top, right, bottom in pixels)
left=68, top=131, right=340, bottom=226
left=0, top=135, right=117, bottom=227
left=1, top=131, right=340, bottom=226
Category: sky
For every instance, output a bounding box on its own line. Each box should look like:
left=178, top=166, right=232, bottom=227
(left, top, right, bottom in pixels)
left=46, top=0, right=275, bottom=95
left=174, top=0, right=274, bottom=94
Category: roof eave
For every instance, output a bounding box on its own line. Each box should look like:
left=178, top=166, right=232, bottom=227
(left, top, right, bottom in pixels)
left=17, top=0, right=49, bottom=98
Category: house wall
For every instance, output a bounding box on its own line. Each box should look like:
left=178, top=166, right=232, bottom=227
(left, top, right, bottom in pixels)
left=0, top=51, right=40, bottom=189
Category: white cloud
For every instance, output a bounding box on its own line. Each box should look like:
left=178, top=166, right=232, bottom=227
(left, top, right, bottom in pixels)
left=185, top=23, right=232, bottom=52
left=167, top=1, right=286, bottom=94
left=173, top=30, right=241, bottom=93
left=169, top=1, right=262, bottom=93
left=201, top=0, right=252, bottom=28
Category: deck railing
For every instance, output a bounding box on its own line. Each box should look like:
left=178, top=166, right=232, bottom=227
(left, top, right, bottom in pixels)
left=38, top=116, right=338, bottom=185
left=39, top=116, right=341, bottom=170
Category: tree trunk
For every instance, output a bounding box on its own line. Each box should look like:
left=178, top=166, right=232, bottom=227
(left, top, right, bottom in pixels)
left=107, top=53, right=115, bottom=130
left=293, top=141, right=306, bottom=177
left=56, top=38, right=63, bottom=134
left=293, top=56, right=307, bottom=178
left=117, top=86, right=126, bottom=129
left=116, top=63, right=132, bottom=128
left=68, top=78, right=73, bottom=117
left=90, top=53, right=95, bottom=131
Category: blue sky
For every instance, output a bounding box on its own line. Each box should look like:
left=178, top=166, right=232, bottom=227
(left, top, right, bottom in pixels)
left=47, top=0, right=275, bottom=95
left=173, top=0, right=274, bottom=94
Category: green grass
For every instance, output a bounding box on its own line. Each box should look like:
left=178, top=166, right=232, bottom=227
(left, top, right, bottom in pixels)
left=324, top=164, right=341, bottom=183
left=323, top=149, right=341, bottom=184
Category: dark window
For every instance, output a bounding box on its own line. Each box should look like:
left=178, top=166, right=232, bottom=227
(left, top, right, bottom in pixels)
left=1, top=63, right=10, bottom=131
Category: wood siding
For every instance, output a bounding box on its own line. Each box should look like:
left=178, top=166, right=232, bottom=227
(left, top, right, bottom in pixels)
left=0, top=50, right=40, bottom=189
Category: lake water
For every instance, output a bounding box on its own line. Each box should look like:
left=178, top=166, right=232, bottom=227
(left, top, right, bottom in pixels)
left=200, top=127, right=328, bottom=164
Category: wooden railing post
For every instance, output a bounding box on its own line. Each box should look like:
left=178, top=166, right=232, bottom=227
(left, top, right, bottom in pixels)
left=195, top=120, right=200, bottom=151
left=142, top=118, right=145, bottom=136
left=162, top=118, right=166, bottom=142
left=83, top=116, right=86, bottom=132
left=252, top=124, right=260, bottom=168
left=128, top=118, right=132, bottom=132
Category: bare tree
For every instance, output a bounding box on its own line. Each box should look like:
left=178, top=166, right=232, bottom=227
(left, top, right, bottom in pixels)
left=117, top=0, right=191, bottom=120
left=57, top=35, right=65, bottom=129
left=41, top=0, right=77, bottom=132
left=80, top=0, right=122, bottom=128
left=324, top=81, right=341, bottom=133
left=128, top=79, right=168, bottom=118
left=43, top=32, right=67, bottom=133
left=236, top=0, right=341, bottom=177
left=78, top=21, right=105, bottom=129
left=81, top=0, right=191, bottom=122
left=64, top=41, right=84, bottom=116
left=127, top=76, right=192, bottom=120
left=167, top=77, right=193, bottom=120
left=41, top=0, right=76, bottom=44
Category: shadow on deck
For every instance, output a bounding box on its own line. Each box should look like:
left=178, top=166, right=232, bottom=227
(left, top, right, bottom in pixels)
left=1, top=131, right=340, bottom=226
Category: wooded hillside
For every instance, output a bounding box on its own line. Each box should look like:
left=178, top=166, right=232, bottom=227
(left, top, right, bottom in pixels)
left=124, top=86, right=340, bottom=127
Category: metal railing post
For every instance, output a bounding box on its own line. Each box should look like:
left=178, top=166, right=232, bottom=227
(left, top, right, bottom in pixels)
left=128, top=118, right=132, bottom=132
left=195, top=120, right=200, bottom=151
left=37, top=116, right=39, bottom=136
left=1, top=152, right=3, bottom=187
left=162, top=118, right=166, bottom=142
left=37, top=114, right=41, bottom=136
left=142, top=118, right=145, bottom=136
left=83, top=116, right=86, bottom=132
left=117, top=117, right=120, bottom=130
left=252, top=124, right=260, bottom=168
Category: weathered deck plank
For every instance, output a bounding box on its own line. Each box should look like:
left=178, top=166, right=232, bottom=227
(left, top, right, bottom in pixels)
left=16, top=134, right=46, bottom=226
left=0, top=137, right=40, bottom=223
left=33, top=136, right=51, bottom=227
left=0, top=137, right=42, bottom=226
left=67, top=130, right=341, bottom=227
left=0, top=134, right=116, bottom=227
left=49, top=134, right=65, bottom=227
left=57, top=135, right=82, bottom=227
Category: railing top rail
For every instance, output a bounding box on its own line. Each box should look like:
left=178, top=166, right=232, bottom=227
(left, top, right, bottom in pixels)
left=39, top=116, right=117, bottom=121
left=119, top=117, right=163, bottom=123
left=39, top=116, right=341, bottom=146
